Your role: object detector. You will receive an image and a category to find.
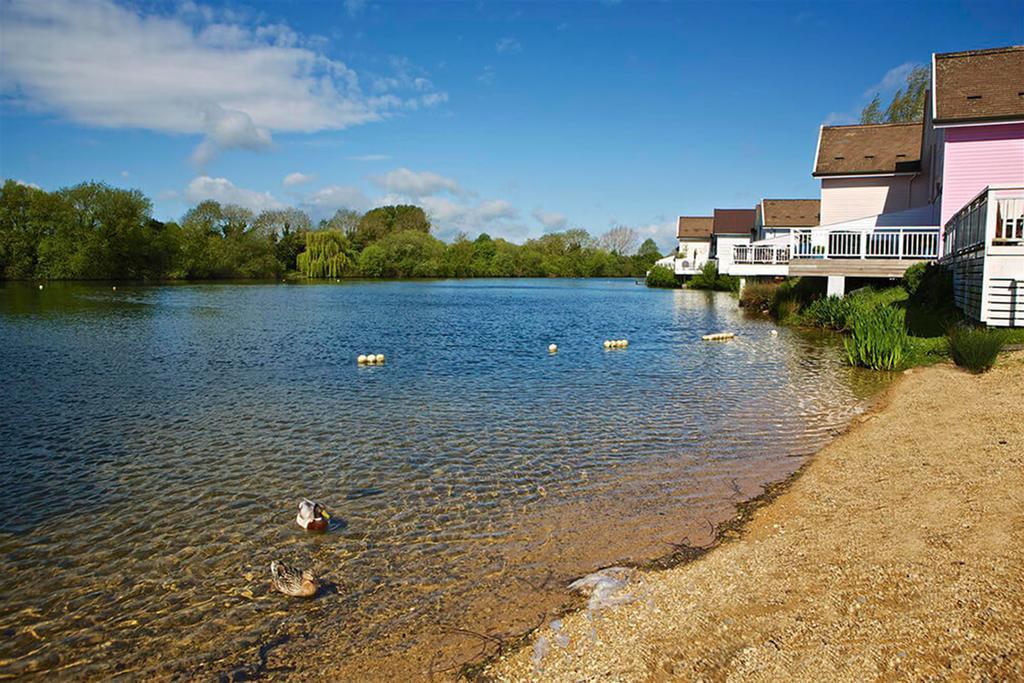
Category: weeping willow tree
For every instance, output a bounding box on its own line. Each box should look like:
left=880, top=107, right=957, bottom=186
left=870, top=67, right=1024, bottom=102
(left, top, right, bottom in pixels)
left=296, top=230, right=352, bottom=278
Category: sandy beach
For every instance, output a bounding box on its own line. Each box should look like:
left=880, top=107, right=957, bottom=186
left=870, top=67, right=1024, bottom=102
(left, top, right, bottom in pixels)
left=486, top=353, right=1024, bottom=681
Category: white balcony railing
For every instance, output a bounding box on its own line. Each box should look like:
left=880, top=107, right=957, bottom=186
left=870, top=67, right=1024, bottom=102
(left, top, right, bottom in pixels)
left=733, top=244, right=790, bottom=264
left=942, top=186, right=1024, bottom=259
left=790, top=226, right=939, bottom=260
left=734, top=226, right=940, bottom=265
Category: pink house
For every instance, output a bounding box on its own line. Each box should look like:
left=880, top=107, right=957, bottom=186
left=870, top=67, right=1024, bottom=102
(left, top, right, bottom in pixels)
left=934, top=46, right=1024, bottom=326
left=932, top=46, right=1024, bottom=225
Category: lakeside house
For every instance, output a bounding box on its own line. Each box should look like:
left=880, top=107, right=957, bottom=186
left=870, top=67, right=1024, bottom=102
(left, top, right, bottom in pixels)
left=933, top=46, right=1024, bottom=327
left=709, top=208, right=757, bottom=275
left=677, top=43, right=1023, bottom=323
left=654, top=216, right=714, bottom=276
left=754, top=199, right=821, bottom=242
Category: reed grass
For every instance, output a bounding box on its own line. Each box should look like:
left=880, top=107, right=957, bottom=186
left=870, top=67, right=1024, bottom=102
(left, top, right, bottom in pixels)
left=947, top=326, right=1005, bottom=373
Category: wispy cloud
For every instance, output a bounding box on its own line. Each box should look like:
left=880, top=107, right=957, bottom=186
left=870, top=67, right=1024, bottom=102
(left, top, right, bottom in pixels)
left=184, top=176, right=283, bottom=212
left=344, top=0, right=367, bottom=18
left=532, top=208, right=568, bottom=231
left=495, top=37, right=522, bottom=55
left=283, top=172, right=316, bottom=187
left=372, top=168, right=463, bottom=196
left=863, top=62, right=918, bottom=98
left=302, top=184, right=372, bottom=214
left=478, top=65, right=496, bottom=86
left=0, top=0, right=447, bottom=165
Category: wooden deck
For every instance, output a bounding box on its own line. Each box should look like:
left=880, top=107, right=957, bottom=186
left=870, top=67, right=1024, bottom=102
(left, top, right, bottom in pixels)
left=787, top=258, right=929, bottom=278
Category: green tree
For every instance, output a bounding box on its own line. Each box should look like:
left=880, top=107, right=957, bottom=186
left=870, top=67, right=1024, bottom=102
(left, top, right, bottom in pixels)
left=861, top=65, right=929, bottom=124
left=860, top=94, right=884, bottom=124
left=352, top=205, right=430, bottom=250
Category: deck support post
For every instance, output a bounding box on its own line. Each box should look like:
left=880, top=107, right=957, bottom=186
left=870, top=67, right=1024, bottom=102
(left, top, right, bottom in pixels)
left=738, top=277, right=746, bottom=293
left=827, top=275, right=846, bottom=298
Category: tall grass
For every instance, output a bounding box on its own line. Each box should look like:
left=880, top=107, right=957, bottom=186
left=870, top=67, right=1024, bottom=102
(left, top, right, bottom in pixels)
left=801, top=295, right=852, bottom=331
left=947, top=327, right=1005, bottom=373
left=844, top=305, right=910, bottom=370
left=738, top=282, right=780, bottom=311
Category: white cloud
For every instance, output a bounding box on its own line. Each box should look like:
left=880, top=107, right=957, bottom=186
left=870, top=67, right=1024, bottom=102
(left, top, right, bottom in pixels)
left=532, top=208, right=568, bottom=231
left=302, top=184, right=372, bottom=213
left=0, top=0, right=446, bottom=163
left=184, top=176, right=283, bottom=212
left=478, top=66, right=496, bottom=86
left=863, top=62, right=918, bottom=98
left=120, top=170, right=130, bottom=178
left=495, top=37, right=522, bottom=55
left=372, top=167, right=462, bottom=196
left=476, top=199, right=518, bottom=221
left=348, top=154, right=390, bottom=161
left=283, top=171, right=316, bottom=187
left=823, top=111, right=857, bottom=126
left=344, top=0, right=367, bottom=18
left=12, top=179, right=41, bottom=190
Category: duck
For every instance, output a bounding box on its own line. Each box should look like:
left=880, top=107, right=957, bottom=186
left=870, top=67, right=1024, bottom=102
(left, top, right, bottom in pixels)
left=296, top=499, right=331, bottom=532
left=270, top=560, right=319, bottom=598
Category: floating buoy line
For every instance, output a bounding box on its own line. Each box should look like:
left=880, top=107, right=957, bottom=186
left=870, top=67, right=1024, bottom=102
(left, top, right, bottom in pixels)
left=357, top=353, right=386, bottom=365
left=702, top=332, right=736, bottom=341
left=603, top=339, right=629, bottom=349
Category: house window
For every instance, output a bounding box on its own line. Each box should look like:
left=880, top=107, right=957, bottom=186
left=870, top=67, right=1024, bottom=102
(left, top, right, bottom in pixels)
left=998, top=217, right=1024, bottom=242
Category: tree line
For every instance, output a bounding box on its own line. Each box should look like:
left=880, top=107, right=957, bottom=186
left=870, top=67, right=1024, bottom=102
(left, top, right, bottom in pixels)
left=0, top=180, right=662, bottom=281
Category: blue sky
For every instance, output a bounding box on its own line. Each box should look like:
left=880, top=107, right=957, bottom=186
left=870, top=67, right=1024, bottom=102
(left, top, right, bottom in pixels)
left=1, top=0, right=1022, bottom=249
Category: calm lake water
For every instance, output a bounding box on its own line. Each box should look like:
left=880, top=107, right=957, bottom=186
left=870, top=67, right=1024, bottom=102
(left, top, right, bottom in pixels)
left=0, top=279, right=887, bottom=680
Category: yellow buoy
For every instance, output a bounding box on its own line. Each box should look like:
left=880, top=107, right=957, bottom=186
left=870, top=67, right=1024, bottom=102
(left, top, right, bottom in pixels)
left=357, top=354, right=368, bottom=364
left=548, top=344, right=558, bottom=353
left=603, top=340, right=612, bottom=349
left=375, top=354, right=385, bottom=363
left=770, top=329, right=779, bottom=336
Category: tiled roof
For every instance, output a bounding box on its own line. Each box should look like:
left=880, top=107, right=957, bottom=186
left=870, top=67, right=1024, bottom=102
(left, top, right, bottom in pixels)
left=677, top=216, right=714, bottom=239
left=761, top=199, right=820, bottom=227
left=713, top=208, right=756, bottom=234
left=933, top=45, right=1024, bottom=125
left=813, top=123, right=922, bottom=176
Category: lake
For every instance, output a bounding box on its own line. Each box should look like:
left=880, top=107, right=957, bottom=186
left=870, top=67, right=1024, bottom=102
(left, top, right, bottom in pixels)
left=0, top=279, right=887, bottom=680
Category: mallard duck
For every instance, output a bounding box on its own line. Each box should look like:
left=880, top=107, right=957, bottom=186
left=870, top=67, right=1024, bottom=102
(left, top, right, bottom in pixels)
left=296, top=499, right=331, bottom=532
left=270, top=560, right=319, bottom=598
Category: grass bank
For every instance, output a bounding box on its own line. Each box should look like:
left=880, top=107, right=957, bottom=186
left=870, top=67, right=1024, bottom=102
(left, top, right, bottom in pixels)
left=738, top=264, right=1024, bottom=371
left=486, top=353, right=1024, bottom=680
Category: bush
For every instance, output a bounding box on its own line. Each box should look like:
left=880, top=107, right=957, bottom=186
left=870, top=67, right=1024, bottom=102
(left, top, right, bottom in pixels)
left=802, top=295, right=852, bottom=331
left=766, top=278, right=822, bottom=323
left=947, top=326, right=1004, bottom=373
left=844, top=305, right=910, bottom=370
left=738, top=282, right=780, bottom=311
left=645, top=264, right=679, bottom=288
left=902, top=262, right=927, bottom=296
left=687, top=261, right=739, bottom=292
left=905, top=262, right=954, bottom=308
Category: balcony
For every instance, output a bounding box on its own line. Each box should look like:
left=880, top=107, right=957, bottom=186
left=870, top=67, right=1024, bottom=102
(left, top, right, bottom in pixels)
left=729, top=225, right=940, bottom=279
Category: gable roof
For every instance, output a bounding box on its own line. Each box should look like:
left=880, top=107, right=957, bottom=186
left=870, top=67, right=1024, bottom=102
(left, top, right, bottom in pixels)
left=814, top=122, right=923, bottom=177
left=933, top=45, right=1024, bottom=125
left=713, top=208, right=756, bottom=234
left=761, top=199, right=820, bottom=227
left=677, top=216, right=714, bottom=239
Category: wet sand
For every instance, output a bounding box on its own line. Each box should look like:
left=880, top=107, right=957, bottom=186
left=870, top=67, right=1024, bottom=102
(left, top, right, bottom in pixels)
left=487, top=354, right=1024, bottom=681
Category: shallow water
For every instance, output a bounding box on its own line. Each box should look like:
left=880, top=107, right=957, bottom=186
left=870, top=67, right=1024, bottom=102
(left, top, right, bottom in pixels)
left=0, top=279, right=888, bottom=679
